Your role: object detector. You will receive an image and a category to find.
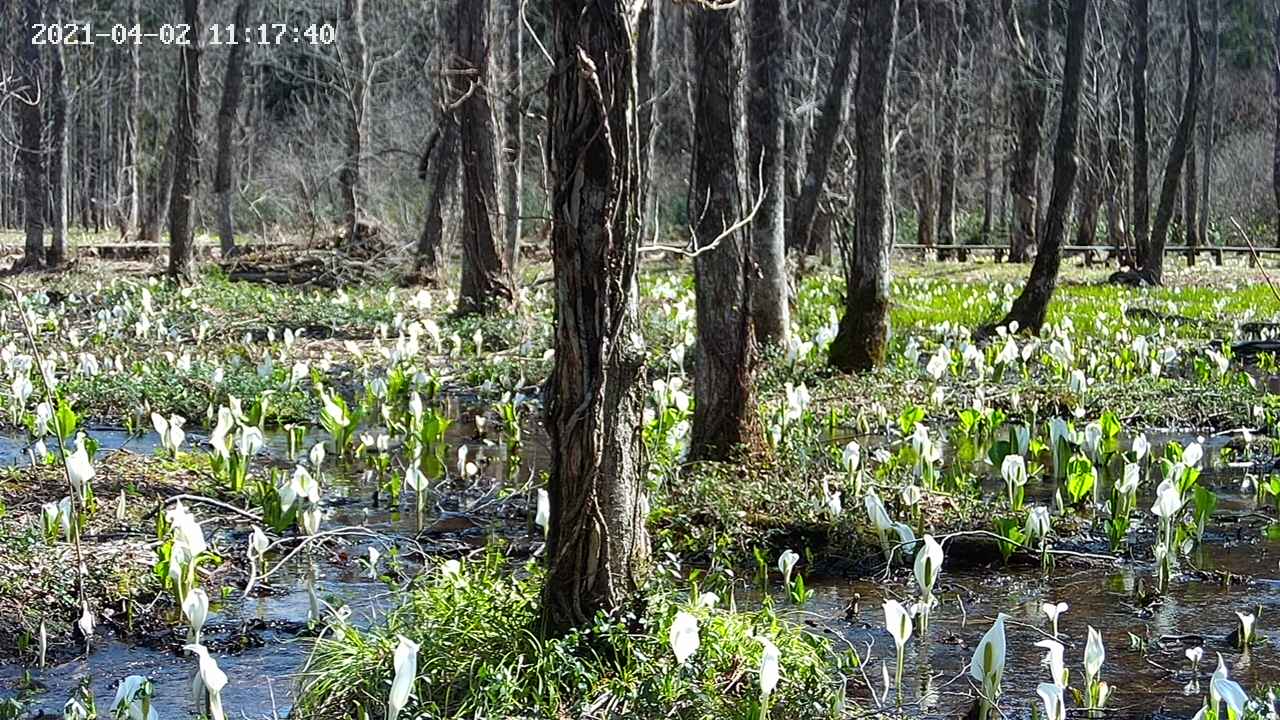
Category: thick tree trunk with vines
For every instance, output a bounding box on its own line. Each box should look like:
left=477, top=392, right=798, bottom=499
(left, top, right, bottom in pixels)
left=455, top=0, right=513, bottom=315
left=541, top=0, right=650, bottom=637
left=749, top=0, right=791, bottom=346
left=167, top=0, right=202, bottom=281
left=17, top=0, right=45, bottom=270
left=1144, top=0, right=1201, bottom=284
left=829, top=0, right=900, bottom=372
left=791, top=0, right=859, bottom=256
left=215, top=0, right=252, bottom=258
left=689, top=1, right=758, bottom=462
left=991, top=0, right=1089, bottom=334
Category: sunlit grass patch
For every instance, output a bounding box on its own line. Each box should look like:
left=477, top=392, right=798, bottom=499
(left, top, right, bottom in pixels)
left=297, top=553, right=844, bottom=720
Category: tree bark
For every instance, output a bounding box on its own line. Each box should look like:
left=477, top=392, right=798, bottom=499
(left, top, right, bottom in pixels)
left=638, top=0, right=662, bottom=247
left=1131, top=0, right=1150, bottom=266
left=17, top=0, right=45, bottom=269
left=1199, top=0, right=1219, bottom=249
left=542, top=0, right=649, bottom=637
left=1143, top=0, right=1202, bottom=284
left=48, top=5, right=68, bottom=268
left=1275, top=5, right=1280, bottom=248
left=454, top=0, right=514, bottom=315
left=123, top=0, right=141, bottom=237
left=914, top=175, right=936, bottom=249
left=1184, top=131, right=1199, bottom=263
left=215, top=0, right=252, bottom=258
left=502, top=0, right=523, bottom=271
left=689, top=1, right=758, bottom=461
left=936, top=0, right=962, bottom=259
left=339, top=0, right=369, bottom=243
left=989, top=0, right=1089, bottom=334
left=828, top=0, right=900, bottom=373
left=748, top=0, right=791, bottom=347
left=140, top=134, right=175, bottom=247
left=1006, top=0, right=1047, bottom=263
left=791, top=0, right=859, bottom=255
left=415, top=123, right=459, bottom=286
left=167, top=0, right=202, bottom=281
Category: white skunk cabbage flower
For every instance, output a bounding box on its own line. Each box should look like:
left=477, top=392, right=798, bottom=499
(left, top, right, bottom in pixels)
left=1084, top=626, right=1106, bottom=688
left=66, top=442, right=95, bottom=498
left=182, top=587, right=209, bottom=643
left=111, top=675, right=158, bottom=720
left=883, top=599, right=914, bottom=653
left=151, top=413, right=186, bottom=455
left=1035, top=638, right=1067, bottom=688
left=387, top=635, right=421, bottom=720
left=1037, top=682, right=1066, bottom=720
left=1041, top=601, right=1068, bottom=637
left=534, top=489, right=550, bottom=536
left=185, top=643, right=227, bottom=720
left=668, top=611, right=700, bottom=665
left=759, top=636, right=780, bottom=698
left=970, top=614, right=1007, bottom=699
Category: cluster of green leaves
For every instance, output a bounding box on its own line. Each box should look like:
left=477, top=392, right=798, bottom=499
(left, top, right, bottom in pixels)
left=296, top=553, right=843, bottom=720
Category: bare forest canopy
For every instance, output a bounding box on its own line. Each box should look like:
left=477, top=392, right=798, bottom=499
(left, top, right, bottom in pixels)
left=1, top=0, right=1278, bottom=278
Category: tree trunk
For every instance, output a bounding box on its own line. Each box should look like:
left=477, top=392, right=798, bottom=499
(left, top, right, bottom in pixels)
left=1144, top=0, right=1202, bottom=284
left=1131, top=0, right=1151, bottom=266
left=1199, top=0, right=1219, bottom=249
left=455, top=0, right=514, bottom=315
left=1074, top=159, right=1101, bottom=248
left=689, top=0, right=758, bottom=461
left=123, top=0, right=141, bottom=237
left=748, top=0, right=791, bottom=347
left=48, top=8, right=68, bottom=268
left=215, top=0, right=252, bottom=257
left=1275, top=5, right=1280, bottom=248
left=502, top=0, right=523, bottom=271
left=1184, top=133, right=1199, bottom=264
left=415, top=122, right=459, bottom=286
left=828, top=0, right=900, bottom=372
left=989, top=0, right=1089, bottom=334
left=1006, top=1, right=1047, bottom=263
left=340, top=0, right=369, bottom=243
left=167, top=0, right=202, bottom=281
left=936, top=0, right=962, bottom=258
left=17, top=0, right=45, bottom=269
left=638, top=0, right=662, bottom=247
left=791, top=0, right=859, bottom=255
left=141, top=134, right=175, bottom=247
left=914, top=175, right=936, bottom=249
left=541, top=0, right=650, bottom=637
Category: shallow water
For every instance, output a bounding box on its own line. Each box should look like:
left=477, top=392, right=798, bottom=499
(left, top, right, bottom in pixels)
left=801, top=532, right=1280, bottom=719
left=0, top=412, right=548, bottom=717
left=1, top=420, right=1278, bottom=718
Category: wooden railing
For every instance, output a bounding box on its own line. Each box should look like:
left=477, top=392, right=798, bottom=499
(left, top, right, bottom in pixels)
left=895, top=243, right=1279, bottom=264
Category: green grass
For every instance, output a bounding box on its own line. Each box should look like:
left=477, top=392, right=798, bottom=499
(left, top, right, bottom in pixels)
left=296, top=551, right=844, bottom=720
